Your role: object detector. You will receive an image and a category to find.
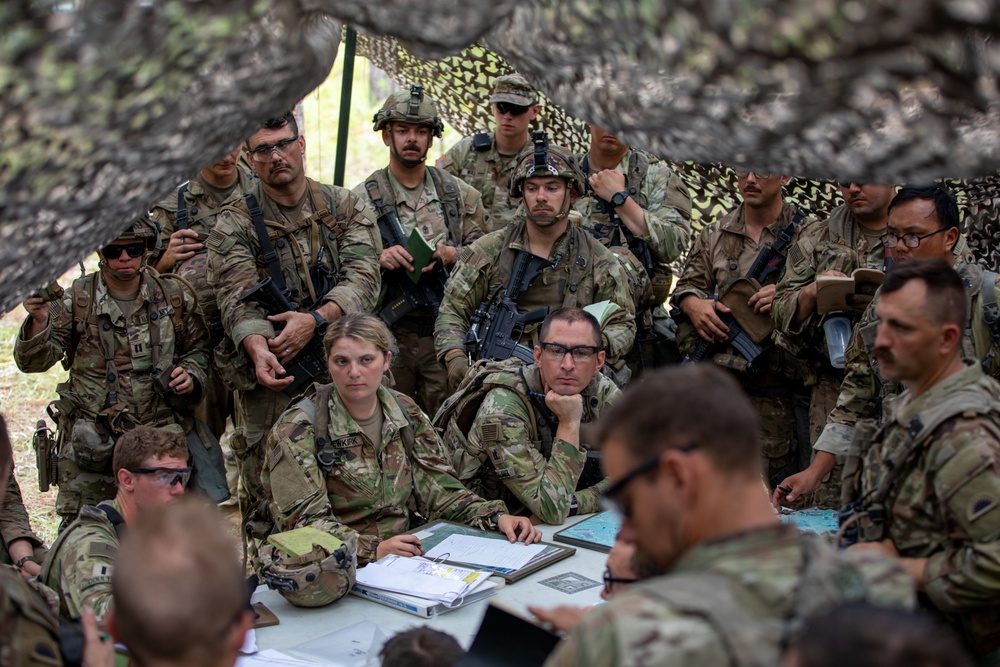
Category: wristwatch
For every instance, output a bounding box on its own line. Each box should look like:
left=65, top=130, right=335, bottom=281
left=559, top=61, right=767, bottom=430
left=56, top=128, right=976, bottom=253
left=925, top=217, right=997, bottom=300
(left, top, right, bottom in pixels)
left=310, top=311, right=328, bottom=337
left=493, top=511, right=505, bottom=530
left=610, top=190, right=629, bottom=208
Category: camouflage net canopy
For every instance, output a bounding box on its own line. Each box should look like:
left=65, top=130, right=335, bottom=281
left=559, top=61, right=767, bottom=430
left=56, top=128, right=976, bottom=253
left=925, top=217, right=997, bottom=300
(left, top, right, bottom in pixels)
left=5, top=0, right=1000, bottom=313
left=358, top=34, right=1000, bottom=270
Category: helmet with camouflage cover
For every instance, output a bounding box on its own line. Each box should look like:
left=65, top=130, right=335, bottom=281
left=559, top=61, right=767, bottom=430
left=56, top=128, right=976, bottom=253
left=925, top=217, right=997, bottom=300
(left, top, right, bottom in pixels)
left=509, top=131, right=587, bottom=199
left=116, top=215, right=160, bottom=251
left=372, top=84, right=444, bottom=137
left=261, top=531, right=357, bottom=608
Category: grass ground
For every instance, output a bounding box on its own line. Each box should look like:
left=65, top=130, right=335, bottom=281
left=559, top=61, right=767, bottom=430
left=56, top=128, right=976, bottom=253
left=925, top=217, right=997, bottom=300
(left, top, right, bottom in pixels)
left=4, top=52, right=464, bottom=543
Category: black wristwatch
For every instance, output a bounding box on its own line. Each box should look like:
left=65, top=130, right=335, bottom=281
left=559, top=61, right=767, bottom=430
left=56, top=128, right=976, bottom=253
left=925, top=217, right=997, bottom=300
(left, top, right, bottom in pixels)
left=610, top=190, right=629, bottom=208
left=310, top=311, right=328, bottom=337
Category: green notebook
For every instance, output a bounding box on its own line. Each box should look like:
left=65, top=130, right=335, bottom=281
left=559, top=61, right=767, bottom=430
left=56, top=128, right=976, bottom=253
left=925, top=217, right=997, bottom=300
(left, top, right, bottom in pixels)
left=405, top=228, right=436, bottom=284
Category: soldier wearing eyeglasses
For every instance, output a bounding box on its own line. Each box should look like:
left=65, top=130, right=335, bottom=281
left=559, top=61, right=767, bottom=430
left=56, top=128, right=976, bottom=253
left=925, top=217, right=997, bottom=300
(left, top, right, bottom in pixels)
left=436, top=308, right=619, bottom=524
left=437, top=73, right=542, bottom=232
left=776, top=185, right=1000, bottom=507
left=206, top=112, right=381, bottom=519
left=15, top=218, right=210, bottom=529
left=38, top=426, right=189, bottom=626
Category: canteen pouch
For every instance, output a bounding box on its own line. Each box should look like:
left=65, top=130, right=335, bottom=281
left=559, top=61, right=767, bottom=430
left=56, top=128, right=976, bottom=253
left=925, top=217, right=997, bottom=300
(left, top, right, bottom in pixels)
left=67, top=418, right=115, bottom=472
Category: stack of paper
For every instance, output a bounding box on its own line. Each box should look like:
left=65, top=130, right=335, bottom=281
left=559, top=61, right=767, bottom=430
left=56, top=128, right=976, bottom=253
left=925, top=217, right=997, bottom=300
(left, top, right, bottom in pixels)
left=355, top=555, right=492, bottom=607
left=423, top=534, right=547, bottom=572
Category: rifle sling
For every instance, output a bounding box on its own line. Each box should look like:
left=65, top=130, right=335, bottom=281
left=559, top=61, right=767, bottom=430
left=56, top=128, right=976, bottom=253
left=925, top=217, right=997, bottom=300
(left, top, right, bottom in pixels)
left=245, top=192, right=290, bottom=296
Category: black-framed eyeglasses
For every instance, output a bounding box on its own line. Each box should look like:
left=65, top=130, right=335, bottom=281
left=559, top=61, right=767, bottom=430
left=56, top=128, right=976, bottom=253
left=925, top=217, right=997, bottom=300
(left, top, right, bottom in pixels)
left=881, top=228, right=948, bottom=249
left=734, top=169, right=773, bottom=180
left=495, top=102, right=531, bottom=116
left=538, top=341, right=603, bottom=363
left=127, top=466, right=192, bottom=487
left=100, top=242, right=146, bottom=260
left=247, top=134, right=299, bottom=162
left=600, top=442, right=698, bottom=520
left=603, top=567, right=638, bottom=596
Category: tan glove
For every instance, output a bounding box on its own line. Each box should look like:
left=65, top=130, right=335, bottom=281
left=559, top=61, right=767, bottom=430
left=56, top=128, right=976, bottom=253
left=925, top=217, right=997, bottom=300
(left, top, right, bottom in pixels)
left=445, top=351, right=470, bottom=391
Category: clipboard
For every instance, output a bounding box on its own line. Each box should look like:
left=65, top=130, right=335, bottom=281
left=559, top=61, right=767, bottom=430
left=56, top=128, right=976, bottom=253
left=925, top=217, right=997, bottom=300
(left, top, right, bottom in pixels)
left=552, top=511, right=621, bottom=553
left=405, top=520, right=575, bottom=583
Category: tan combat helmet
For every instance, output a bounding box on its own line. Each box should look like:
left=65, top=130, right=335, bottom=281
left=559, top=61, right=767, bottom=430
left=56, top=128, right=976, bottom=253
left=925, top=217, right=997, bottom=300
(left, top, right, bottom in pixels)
left=116, top=215, right=160, bottom=251
left=372, top=84, right=444, bottom=137
left=508, top=130, right=587, bottom=199
left=261, top=531, right=358, bottom=608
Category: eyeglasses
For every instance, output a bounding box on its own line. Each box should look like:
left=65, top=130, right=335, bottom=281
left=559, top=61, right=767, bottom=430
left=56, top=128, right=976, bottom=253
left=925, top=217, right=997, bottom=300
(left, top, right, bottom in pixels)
left=495, top=102, right=531, bottom=116
left=602, top=567, right=638, bottom=596
left=734, top=170, right=773, bottom=179
left=881, top=228, right=948, bottom=249
left=247, top=134, right=299, bottom=162
left=600, top=442, right=698, bottom=520
left=127, top=466, right=192, bottom=487
left=538, top=341, right=603, bottom=363
left=100, top=242, right=147, bottom=260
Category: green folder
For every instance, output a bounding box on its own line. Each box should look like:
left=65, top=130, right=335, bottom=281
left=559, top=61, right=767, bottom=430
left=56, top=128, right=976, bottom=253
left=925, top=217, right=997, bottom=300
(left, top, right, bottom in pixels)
left=405, top=228, right=436, bottom=284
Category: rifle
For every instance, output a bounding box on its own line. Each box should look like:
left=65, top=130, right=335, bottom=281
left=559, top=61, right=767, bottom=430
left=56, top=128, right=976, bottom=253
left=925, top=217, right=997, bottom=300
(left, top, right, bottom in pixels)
left=685, top=209, right=806, bottom=366
left=375, top=207, right=449, bottom=326
left=240, top=277, right=327, bottom=396
left=465, top=250, right=553, bottom=363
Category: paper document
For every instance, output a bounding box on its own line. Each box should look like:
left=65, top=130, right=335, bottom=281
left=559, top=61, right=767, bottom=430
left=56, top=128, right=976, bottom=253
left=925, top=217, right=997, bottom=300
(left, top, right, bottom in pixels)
left=424, top=534, right=546, bottom=571
left=355, top=555, right=491, bottom=605
left=288, top=620, right=390, bottom=667
left=236, top=649, right=321, bottom=667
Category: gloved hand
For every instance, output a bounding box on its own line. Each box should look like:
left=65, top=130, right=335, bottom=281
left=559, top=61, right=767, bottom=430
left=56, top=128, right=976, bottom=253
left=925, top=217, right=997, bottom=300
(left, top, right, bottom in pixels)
left=445, top=351, right=470, bottom=390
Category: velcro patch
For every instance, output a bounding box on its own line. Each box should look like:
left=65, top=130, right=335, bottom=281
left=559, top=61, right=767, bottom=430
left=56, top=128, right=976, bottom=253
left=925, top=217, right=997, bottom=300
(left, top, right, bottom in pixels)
left=267, top=444, right=284, bottom=471
left=968, top=494, right=999, bottom=522
left=479, top=419, right=502, bottom=443
left=788, top=243, right=805, bottom=267
left=87, top=543, right=117, bottom=559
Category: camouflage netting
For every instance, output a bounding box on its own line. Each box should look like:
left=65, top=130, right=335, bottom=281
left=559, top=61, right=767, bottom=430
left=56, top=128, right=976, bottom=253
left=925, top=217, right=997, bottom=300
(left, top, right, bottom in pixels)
left=5, top=0, right=1000, bottom=313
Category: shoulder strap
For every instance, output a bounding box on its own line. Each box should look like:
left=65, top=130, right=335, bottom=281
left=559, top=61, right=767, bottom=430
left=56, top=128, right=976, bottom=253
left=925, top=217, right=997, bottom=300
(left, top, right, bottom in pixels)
left=364, top=169, right=397, bottom=219
left=518, top=366, right=555, bottom=458
left=175, top=182, right=190, bottom=230
left=391, top=394, right=416, bottom=458
left=94, top=504, right=127, bottom=541
left=427, top=166, right=464, bottom=245
left=66, top=274, right=97, bottom=370
left=244, top=193, right=290, bottom=295
left=297, top=384, right=336, bottom=475
left=39, top=505, right=122, bottom=586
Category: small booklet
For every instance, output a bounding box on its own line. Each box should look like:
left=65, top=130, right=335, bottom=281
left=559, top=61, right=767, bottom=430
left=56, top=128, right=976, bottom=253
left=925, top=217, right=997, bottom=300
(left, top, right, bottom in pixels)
left=405, top=228, right=436, bottom=284
left=816, top=268, right=884, bottom=315
left=583, top=300, right=621, bottom=326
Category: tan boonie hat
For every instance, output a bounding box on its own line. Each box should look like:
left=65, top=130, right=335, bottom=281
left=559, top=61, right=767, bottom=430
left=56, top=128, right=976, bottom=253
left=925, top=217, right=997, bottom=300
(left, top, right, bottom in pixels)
left=719, top=277, right=774, bottom=344
left=491, top=74, right=538, bottom=106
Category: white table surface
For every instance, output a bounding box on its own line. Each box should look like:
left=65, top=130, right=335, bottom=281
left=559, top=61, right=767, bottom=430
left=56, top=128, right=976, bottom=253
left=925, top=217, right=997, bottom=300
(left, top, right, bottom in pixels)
left=251, top=514, right=607, bottom=655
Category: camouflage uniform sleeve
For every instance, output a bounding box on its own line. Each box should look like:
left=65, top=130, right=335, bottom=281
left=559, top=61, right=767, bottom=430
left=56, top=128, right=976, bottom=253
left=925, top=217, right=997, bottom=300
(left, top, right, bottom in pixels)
left=435, top=235, right=496, bottom=359
left=437, top=136, right=471, bottom=178
left=54, top=522, right=116, bottom=621
left=814, top=303, right=879, bottom=456
left=671, top=225, right=717, bottom=307
left=0, top=472, right=44, bottom=549
left=169, top=276, right=210, bottom=403
left=13, top=289, right=74, bottom=373
left=456, top=178, right=488, bottom=247
left=575, top=480, right=609, bottom=515
left=544, top=590, right=732, bottom=667
left=320, top=189, right=382, bottom=315
left=206, top=208, right=275, bottom=349
left=402, top=396, right=507, bottom=529
left=639, top=162, right=692, bottom=264
left=148, top=192, right=178, bottom=267
left=840, top=548, right=917, bottom=611
left=261, top=408, right=370, bottom=556
left=593, top=246, right=637, bottom=361
left=772, top=230, right=821, bottom=336
left=922, top=420, right=1000, bottom=611
left=468, top=387, right=586, bottom=525
left=973, top=274, right=1000, bottom=379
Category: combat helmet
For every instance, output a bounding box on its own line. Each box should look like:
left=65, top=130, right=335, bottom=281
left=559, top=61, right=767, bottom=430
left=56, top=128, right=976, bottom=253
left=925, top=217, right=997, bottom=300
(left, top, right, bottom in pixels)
left=261, top=530, right=357, bottom=608
left=509, top=131, right=587, bottom=199
left=372, top=84, right=444, bottom=137
left=116, top=215, right=160, bottom=251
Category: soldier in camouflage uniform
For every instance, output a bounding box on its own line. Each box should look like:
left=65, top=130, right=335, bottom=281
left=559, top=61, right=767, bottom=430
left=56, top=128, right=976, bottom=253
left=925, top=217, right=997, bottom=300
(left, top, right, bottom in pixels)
left=39, top=426, right=188, bottom=624
left=435, top=134, right=636, bottom=389
left=149, top=145, right=255, bottom=440
left=207, top=112, right=381, bottom=518
left=437, top=74, right=540, bottom=232
left=533, top=364, right=914, bottom=667
left=1, top=471, right=47, bottom=578
left=771, top=183, right=896, bottom=507
left=436, top=308, right=619, bottom=525
left=777, top=186, right=1000, bottom=508
left=839, top=259, right=1000, bottom=660
left=672, top=170, right=812, bottom=484
left=262, top=314, right=539, bottom=567
left=574, top=124, right=693, bottom=373
left=15, top=218, right=210, bottom=528
left=354, top=85, right=487, bottom=416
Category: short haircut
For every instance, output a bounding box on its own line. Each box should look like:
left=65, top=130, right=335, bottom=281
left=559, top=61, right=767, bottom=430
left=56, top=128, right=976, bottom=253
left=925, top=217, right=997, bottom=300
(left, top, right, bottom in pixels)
left=380, top=627, right=464, bottom=667
left=539, top=307, right=603, bottom=348
left=595, top=364, right=761, bottom=474
left=790, top=603, right=972, bottom=667
left=887, top=185, right=960, bottom=231
left=112, top=497, right=246, bottom=666
left=323, top=313, right=399, bottom=361
left=880, top=258, right=967, bottom=328
left=258, top=111, right=298, bottom=138
left=112, top=426, right=188, bottom=475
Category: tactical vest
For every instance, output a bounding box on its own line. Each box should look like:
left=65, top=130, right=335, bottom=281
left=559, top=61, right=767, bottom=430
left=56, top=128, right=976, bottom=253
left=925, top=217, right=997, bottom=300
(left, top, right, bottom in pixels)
left=364, top=166, right=465, bottom=247
left=39, top=502, right=125, bottom=597
left=638, top=532, right=878, bottom=667
left=718, top=203, right=802, bottom=292
left=1, top=566, right=64, bottom=667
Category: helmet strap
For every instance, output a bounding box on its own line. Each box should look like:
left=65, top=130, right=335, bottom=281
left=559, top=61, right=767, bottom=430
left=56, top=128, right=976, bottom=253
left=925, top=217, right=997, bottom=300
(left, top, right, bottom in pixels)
left=526, top=187, right=573, bottom=228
